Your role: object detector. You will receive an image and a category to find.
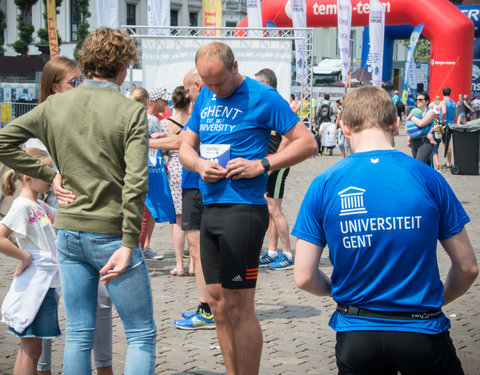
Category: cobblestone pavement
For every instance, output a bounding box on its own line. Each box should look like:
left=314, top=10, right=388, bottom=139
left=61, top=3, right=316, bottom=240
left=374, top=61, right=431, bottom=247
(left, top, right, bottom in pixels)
left=0, top=131, right=479, bottom=374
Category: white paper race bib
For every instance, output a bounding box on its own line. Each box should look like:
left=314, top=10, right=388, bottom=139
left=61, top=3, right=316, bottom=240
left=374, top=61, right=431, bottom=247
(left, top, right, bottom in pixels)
left=200, top=144, right=231, bottom=168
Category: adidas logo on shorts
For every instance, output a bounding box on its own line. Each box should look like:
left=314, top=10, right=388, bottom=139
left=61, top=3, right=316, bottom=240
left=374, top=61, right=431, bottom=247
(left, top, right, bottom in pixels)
left=232, top=275, right=243, bottom=282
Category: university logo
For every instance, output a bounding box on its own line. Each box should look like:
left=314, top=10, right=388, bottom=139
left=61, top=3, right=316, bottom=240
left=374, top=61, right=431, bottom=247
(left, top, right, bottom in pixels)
left=338, top=186, right=367, bottom=216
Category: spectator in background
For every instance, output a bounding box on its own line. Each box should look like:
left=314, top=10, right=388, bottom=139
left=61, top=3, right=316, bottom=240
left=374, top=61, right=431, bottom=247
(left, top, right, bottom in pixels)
left=472, top=95, right=480, bottom=119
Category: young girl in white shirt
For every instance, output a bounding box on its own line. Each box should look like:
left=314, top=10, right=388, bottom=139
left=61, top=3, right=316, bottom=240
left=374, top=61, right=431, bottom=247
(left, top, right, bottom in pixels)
left=0, top=148, right=60, bottom=374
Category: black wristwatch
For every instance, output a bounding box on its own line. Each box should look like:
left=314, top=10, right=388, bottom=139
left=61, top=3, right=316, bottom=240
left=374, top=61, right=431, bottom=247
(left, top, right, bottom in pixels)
left=260, top=158, right=270, bottom=173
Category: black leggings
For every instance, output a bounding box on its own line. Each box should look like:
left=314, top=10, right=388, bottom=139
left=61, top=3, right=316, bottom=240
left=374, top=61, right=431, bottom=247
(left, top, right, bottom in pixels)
left=336, top=330, right=464, bottom=375
left=411, top=137, right=434, bottom=165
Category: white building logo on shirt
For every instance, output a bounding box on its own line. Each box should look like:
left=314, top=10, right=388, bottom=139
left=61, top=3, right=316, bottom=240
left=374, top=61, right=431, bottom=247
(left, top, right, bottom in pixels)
left=338, top=186, right=367, bottom=216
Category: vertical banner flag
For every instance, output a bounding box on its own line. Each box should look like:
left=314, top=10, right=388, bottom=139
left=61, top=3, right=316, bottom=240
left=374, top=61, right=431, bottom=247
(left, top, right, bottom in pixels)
left=46, top=0, right=59, bottom=57
left=147, top=0, right=170, bottom=36
left=402, top=24, right=424, bottom=103
left=289, top=0, right=308, bottom=85
left=337, top=0, right=352, bottom=87
left=203, top=0, right=223, bottom=36
left=247, top=0, right=263, bottom=38
left=368, top=0, right=385, bottom=87
left=96, top=0, right=118, bottom=29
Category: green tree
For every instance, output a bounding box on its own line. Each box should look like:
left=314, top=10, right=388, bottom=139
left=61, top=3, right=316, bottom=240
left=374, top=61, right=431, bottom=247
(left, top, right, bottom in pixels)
left=37, top=0, right=63, bottom=46
left=12, top=0, right=39, bottom=55
left=399, top=39, right=431, bottom=63
left=73, top=0, right=90, bottom=59
left=0, top=8, right=6, bottom=56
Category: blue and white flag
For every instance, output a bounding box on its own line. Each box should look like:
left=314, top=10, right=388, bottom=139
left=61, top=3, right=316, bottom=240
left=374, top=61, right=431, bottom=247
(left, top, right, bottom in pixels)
left=368, top=0, right=385, bottom=87
left=147, top=0, right=170, bottom=36
left=247, top=0, right=263, bottom=37
left=402, top=24, right=424, bottom=103
left=337, top=0, right=352, bottom=87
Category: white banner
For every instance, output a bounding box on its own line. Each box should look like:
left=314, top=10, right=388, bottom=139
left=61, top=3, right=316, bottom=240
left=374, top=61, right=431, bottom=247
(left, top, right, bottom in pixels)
left=96, top=0, right=118, bottom=29
left=147, top=0, right=170, bottom=36
left=337, top=0, right=352, bottom=86
left=288, top=0, right=308, bottom=85
left=141, top=38, right=293, bottom=101
left=246, top=0, right=263, bottom=37
left=368, top=0, right=385, bottom=87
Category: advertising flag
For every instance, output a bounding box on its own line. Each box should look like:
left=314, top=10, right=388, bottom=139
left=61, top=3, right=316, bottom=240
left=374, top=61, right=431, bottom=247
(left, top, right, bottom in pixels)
left=147, top=0, right=170, bottom=36
left=402, top=24, right=424, bottom=103
left=46, top=0, right=59, bottom=57
left=289, top=0, right=307, bottom=85
left=96, top=0, right=118, bottom=29
left=337, top=0, right=352, bottom=87
left=203, top=0, right=222, bottom=36
left=368, top=0, right=385, bottom=87
left=247, top=0, right=263, bottom=37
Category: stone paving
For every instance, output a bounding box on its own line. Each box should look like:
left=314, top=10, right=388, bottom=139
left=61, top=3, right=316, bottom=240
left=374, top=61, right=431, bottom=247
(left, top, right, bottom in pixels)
left=0, top=131, right=479, bottom=374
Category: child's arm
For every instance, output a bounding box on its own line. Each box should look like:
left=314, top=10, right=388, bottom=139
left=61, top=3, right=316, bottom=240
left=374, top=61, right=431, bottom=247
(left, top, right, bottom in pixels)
left=0, top=224, right=32, bottom=276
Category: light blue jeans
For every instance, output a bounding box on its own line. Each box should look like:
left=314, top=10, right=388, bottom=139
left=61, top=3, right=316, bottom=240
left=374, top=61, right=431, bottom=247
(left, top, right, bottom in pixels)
left=56, top=230, right=156, bottom=375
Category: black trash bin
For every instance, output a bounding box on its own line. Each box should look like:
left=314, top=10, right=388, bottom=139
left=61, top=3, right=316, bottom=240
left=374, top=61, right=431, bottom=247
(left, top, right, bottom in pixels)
left=449, top=122, right=480, bottom=175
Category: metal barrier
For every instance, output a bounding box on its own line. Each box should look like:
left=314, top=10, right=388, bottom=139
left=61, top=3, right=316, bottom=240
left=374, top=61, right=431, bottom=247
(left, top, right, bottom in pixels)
left=0, top=102, right=38, bottom=128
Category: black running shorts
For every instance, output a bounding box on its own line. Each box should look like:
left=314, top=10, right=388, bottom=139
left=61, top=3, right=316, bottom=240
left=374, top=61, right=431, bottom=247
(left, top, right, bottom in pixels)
left=336, top=330, right=464, bottom=375
left=181, top=189, right=203, bottom=231
left=200, top=204, right=269, bottom=289
left=266, top=167, right=290, bottom=199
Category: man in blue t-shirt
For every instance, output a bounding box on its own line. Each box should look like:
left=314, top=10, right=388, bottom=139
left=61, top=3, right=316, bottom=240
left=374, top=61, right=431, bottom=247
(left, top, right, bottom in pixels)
left=293, top=86, right=478, bottom=374
left=180, top=42, right=317, bottom=375
left=440, top=86, right=458, bottom=170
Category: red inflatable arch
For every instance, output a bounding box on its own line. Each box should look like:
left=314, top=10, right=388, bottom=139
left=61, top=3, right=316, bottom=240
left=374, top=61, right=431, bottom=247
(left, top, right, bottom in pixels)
left=238, top=0, right=473, bottom=99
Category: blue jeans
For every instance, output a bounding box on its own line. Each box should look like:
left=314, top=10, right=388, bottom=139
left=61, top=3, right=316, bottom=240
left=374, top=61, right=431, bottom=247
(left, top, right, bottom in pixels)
left=56, top=230, right=156, bottom=375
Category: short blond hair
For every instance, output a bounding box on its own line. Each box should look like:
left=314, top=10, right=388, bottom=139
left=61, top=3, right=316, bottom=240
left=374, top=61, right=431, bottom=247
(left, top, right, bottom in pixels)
left=341, top=86, right=397, bottom=133
left=130, top=87, right=149, bottom=106
left=78, top=28, right=138, bottom=79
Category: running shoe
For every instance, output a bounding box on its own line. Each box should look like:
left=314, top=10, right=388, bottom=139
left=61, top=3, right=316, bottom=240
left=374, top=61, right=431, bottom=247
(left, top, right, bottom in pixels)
left=143, top=248, right=164, bottom=260
left=259, top=250, right=279, bottom=267
left=174, top=307, right=215, bottom=330
left=268, top=252, right=294, bottom=270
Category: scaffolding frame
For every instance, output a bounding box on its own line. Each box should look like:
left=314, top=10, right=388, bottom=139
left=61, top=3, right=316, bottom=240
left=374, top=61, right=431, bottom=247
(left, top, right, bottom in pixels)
left=121, top=25, right=314, bottom=126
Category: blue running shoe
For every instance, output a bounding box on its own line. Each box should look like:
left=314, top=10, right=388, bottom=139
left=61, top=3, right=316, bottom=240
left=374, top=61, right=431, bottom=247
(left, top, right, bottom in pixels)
left=268, top=252, right=294, bottom=270
left=182, top=310, right=195, bottom=319
left=174, top=307, right=215, bottom=330
left=259, top=250, right=279, bottom=267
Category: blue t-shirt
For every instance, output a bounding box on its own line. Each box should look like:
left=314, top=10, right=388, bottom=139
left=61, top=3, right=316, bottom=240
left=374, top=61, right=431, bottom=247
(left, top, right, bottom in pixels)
left=444, top=98, right=456, bottom=124
left=292, top=149, right=470, bottom=334
left=181, top=125, right=200, bottom=189
left=187, top=76, right=299, bottom=205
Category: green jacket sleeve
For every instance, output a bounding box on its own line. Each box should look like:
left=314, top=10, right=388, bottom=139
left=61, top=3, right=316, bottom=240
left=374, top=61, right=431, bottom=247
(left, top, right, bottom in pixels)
left=0, top=104, right=56, bottom=182
left=121, top=106, right=149, bottom=248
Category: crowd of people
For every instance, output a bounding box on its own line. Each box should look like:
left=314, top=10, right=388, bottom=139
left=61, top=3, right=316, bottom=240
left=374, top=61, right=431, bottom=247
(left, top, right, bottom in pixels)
left=0, top=27, right=477, bottom=375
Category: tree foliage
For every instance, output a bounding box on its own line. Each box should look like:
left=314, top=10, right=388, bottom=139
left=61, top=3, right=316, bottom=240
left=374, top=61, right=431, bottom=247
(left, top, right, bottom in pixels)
left=0, top=9, right=6, bottom=56
left=399, top=39, right=431, bottom=63
left=13, top=0, right=39, bottom=55
left=73, top=0, right=90, bottom=59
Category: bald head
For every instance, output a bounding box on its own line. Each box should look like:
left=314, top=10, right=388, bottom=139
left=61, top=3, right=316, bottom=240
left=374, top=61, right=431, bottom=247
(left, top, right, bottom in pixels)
left=194, top=42, right=243, bottom=98
left=195, top=42, right=235, bottom=71
left=183, top=67, right=204, bottom=103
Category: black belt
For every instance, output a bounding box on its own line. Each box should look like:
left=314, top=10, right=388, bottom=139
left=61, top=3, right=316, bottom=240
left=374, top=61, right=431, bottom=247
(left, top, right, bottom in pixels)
left=336, top=304, right=443, bottom=321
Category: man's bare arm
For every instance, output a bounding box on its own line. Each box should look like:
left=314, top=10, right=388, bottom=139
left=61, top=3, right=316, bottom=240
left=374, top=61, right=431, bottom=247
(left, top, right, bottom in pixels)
left=441, top=228, right=478, bottom=305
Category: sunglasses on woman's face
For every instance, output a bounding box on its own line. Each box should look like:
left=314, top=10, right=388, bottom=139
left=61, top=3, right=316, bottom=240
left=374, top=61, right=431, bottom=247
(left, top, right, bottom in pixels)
left=415, top=98, right=425, bottom=102
left=68, top=77, right=84, bottom=88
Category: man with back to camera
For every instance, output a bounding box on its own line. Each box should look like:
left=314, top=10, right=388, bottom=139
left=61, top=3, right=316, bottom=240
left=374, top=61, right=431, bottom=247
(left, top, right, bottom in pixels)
left=254, top=68, right=295, bottom=270
left=180, top=42, right=317, bottom=374
left=293, top=86, right=478, bottom=374
left=440, top=86, right=457, bottom=171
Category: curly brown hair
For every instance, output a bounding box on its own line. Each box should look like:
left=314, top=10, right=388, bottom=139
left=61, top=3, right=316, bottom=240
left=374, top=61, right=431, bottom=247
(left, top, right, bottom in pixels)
left=78, top=28, right=138, bottom=79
